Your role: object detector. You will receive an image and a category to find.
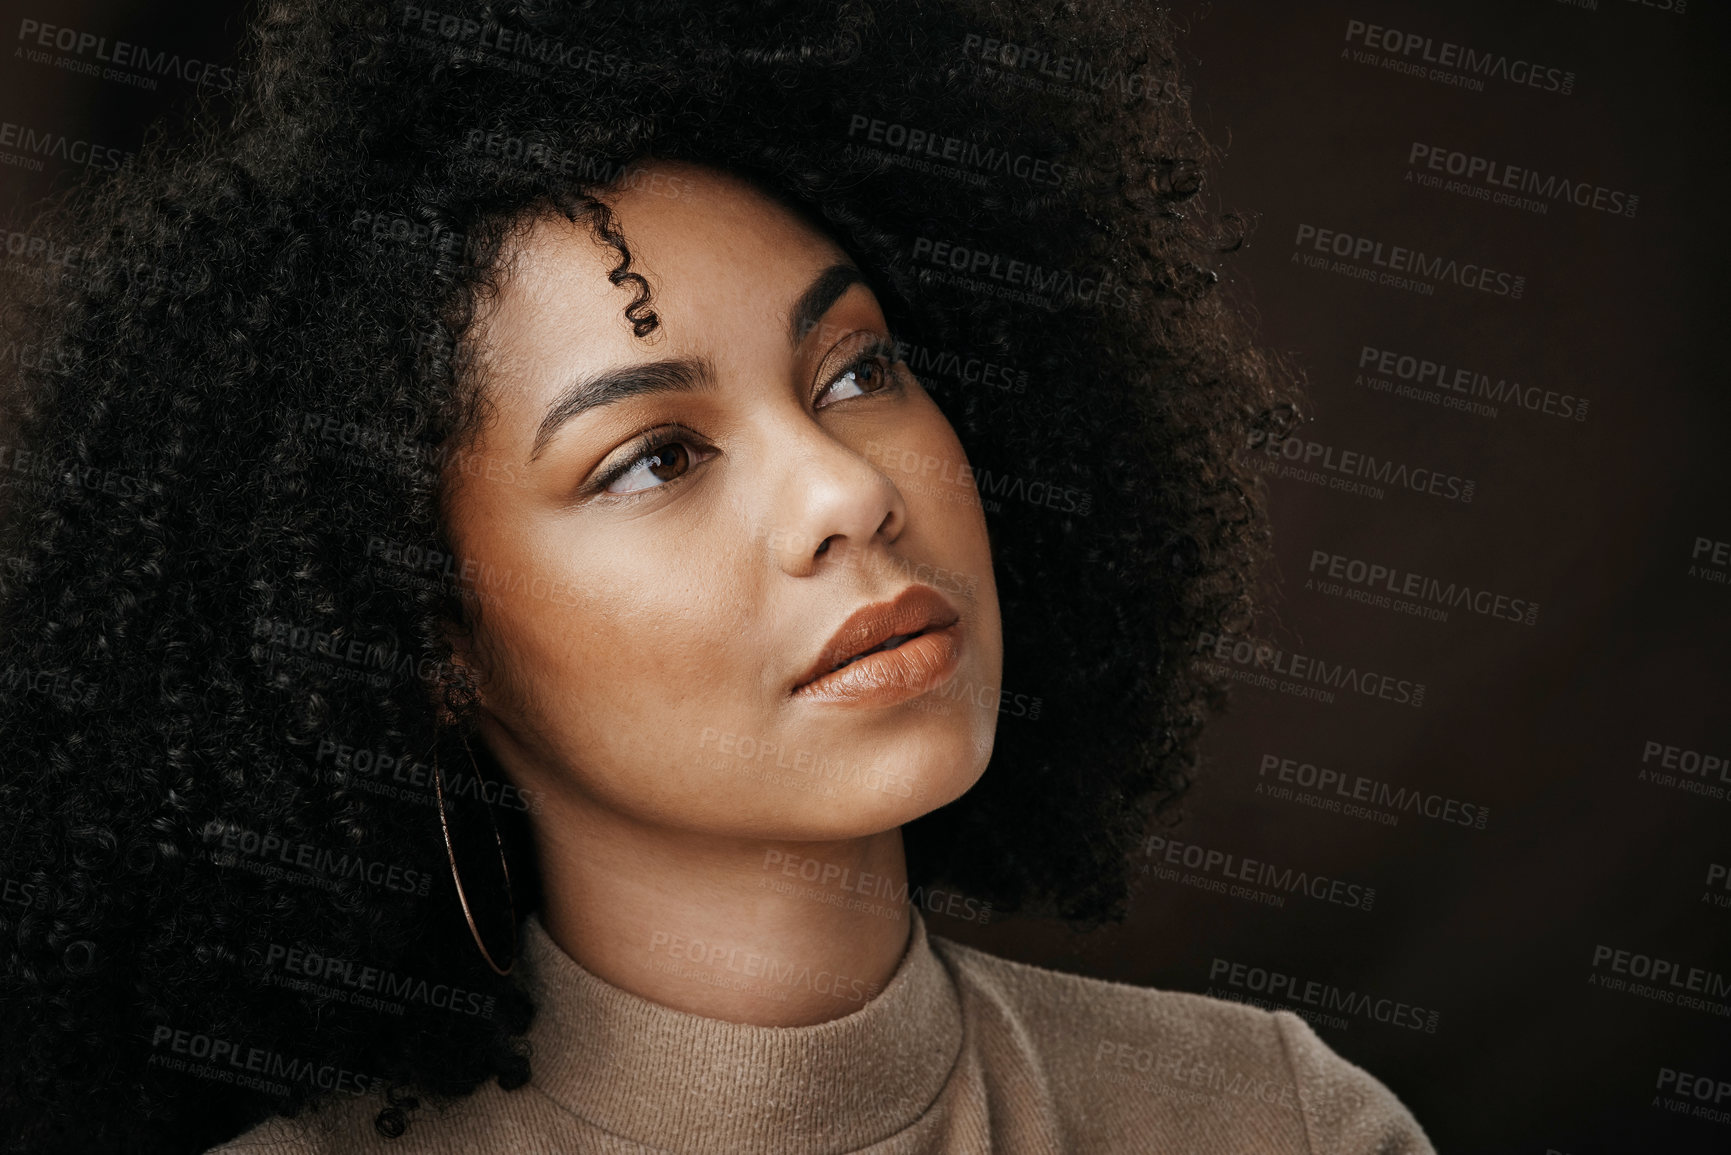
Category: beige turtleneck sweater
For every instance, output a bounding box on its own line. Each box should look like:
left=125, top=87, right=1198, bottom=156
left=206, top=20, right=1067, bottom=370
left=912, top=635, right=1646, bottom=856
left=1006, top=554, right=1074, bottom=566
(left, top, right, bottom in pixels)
left=208, top=908, right=1435, bottom=1153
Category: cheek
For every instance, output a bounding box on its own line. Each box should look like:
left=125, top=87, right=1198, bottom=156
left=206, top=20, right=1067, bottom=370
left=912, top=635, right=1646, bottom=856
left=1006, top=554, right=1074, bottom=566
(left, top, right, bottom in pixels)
left=863, top=396, right=964, bottom=504
left=522, top=564, right=734, bottom=675
left=865, top=402, right=1005, bottom=723
left=469, top=531, right=764, bottom=767
left=892, top=409, right=995, bottom=586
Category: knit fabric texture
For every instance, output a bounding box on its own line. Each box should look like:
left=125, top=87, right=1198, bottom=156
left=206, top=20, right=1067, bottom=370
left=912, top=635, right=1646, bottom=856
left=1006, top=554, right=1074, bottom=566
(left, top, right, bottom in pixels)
left=208, top=908, right=1435, bottom=1153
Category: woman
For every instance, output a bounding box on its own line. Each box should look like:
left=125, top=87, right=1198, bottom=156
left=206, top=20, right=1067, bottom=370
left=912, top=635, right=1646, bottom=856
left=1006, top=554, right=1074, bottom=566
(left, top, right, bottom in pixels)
left=0, top=0, right=1433, bottom=1151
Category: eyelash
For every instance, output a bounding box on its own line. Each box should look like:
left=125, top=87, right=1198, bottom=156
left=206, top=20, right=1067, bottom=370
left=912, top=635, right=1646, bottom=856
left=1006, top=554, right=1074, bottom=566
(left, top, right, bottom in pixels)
left=589, top=335, right=904, bottom=500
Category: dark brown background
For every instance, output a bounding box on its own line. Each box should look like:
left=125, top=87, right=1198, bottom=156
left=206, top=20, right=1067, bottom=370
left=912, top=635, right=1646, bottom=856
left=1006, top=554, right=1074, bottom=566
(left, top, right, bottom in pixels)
left=946, top=5, right=1731, bottom=1153
left=3, top=2, right=1725, bottom=1151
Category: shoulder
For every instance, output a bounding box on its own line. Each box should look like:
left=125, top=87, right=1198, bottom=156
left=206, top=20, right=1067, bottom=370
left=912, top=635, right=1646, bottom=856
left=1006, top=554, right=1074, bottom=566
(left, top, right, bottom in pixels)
left=1269, top=1007, right=1438, bottom=1155
left=928, top=933, right=1436, bottom=1154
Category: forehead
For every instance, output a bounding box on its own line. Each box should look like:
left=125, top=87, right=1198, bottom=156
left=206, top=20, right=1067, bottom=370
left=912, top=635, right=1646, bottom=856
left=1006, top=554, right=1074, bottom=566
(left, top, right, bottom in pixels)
left=484, top=162, right=847, bottom=349
left=460, top=161, right=862, bottom=460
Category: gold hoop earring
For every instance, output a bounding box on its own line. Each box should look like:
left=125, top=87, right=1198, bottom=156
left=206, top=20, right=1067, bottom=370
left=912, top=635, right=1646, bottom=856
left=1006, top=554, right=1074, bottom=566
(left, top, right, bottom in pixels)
left=433, top=733, right=517, bottom=976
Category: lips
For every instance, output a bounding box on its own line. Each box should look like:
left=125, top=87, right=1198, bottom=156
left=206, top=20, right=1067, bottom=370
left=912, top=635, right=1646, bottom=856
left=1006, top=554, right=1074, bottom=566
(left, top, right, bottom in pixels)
left=792, top=584, right=961, bottom=696
left=828, top=631, right=920, bottom=673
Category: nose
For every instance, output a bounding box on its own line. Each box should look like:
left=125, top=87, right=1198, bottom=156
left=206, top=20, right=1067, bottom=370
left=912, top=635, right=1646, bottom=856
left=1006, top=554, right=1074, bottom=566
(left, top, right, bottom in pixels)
left=767, top=427, right=907, bottom=579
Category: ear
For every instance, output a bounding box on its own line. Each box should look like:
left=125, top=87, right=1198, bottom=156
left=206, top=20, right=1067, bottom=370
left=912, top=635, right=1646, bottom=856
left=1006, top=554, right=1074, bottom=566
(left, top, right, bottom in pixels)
left=431, top=611, right=486, bottom=726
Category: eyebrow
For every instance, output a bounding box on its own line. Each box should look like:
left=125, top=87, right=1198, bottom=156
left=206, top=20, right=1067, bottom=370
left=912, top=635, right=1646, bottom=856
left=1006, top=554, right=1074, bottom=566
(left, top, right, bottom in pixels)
left=529, top=261, right=868, bottom=462
left=788, top=263, right=866, bottom=346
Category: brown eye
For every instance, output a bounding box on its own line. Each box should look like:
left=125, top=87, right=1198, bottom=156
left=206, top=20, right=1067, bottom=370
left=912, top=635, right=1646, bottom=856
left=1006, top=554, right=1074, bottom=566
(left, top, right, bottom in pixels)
left=603, top=439, right=699, bottom=495
left=817, top=349, right=896, bottom=408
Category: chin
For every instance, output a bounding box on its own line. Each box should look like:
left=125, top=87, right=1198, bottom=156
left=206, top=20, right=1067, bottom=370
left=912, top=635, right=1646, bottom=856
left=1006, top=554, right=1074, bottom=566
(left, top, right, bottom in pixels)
left=792, top=710, right=995, bottom=840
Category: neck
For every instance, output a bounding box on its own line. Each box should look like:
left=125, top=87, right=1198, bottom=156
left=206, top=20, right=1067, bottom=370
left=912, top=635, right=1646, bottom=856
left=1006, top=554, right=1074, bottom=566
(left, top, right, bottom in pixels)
left=527, top=797, right=912, bottom=1027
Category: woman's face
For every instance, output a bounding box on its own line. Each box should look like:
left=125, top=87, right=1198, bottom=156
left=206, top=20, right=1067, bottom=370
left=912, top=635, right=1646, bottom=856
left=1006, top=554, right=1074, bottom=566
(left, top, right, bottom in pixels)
left=441, top=159, right=1003, bottom=841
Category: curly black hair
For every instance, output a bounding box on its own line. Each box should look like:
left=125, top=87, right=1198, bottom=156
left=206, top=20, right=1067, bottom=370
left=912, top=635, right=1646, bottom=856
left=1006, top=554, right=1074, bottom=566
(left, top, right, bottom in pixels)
left=0, top=0, right=1299, bottom=1150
